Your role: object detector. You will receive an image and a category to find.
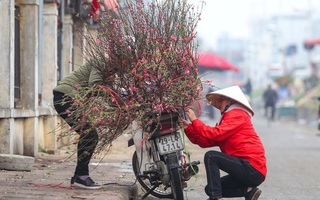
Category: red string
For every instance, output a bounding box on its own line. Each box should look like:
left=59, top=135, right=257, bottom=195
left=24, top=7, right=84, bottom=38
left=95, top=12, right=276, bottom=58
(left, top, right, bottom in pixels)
left=195, top=99, right=202, bottom=118
left=34, top=183, right=71, bottom=189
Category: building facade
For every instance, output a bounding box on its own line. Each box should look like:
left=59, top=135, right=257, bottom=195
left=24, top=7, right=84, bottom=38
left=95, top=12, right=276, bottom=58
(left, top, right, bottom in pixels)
left=0, top=0, right=90, bottom=157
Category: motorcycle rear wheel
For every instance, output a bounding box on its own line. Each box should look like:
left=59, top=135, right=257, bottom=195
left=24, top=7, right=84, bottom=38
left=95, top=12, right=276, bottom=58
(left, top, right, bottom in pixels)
left=132, top=151, right=174, bottom=199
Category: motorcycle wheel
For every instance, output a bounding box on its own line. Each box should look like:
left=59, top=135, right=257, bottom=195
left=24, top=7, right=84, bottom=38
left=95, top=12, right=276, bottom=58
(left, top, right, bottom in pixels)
left=169, top=167, right=184, bottom=200
left=132, top=151, right=174, bottom=199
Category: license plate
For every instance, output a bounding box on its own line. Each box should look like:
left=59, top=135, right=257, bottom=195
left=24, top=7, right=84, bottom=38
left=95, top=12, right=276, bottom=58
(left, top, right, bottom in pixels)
left=156, top=133, right=184, bottom=155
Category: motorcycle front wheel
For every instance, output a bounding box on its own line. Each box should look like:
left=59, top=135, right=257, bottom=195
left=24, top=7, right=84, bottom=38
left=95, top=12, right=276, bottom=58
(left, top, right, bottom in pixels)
left=132, top=151, right=174, bottom=199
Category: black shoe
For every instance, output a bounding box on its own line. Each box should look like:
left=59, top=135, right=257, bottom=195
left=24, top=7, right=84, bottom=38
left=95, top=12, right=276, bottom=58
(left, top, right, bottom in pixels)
left=245, top=187, right=261, bottom=200
left=71, top=175, right=101, bottom=189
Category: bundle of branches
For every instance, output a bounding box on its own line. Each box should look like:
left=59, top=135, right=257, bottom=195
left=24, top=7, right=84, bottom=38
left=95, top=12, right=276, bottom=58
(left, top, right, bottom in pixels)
left=70, top=0, right=203, bottom=154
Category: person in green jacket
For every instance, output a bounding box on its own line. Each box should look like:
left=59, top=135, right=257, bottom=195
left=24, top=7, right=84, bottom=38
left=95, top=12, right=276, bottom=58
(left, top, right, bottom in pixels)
left=53, top=63, right=103, bottom=189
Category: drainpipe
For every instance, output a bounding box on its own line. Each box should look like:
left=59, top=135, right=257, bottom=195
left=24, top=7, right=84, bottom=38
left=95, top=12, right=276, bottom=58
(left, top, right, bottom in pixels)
left=38, top=0, right=43, bottom=104
left=58, top=0, right=65, bottom=80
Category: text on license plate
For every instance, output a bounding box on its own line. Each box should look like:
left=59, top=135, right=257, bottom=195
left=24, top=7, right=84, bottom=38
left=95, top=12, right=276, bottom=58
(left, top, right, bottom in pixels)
left=156, top=134, right=184, bottom=155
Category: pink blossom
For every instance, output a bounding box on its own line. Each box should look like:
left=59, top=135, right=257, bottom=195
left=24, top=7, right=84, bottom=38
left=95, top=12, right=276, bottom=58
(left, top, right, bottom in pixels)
left=97, top=119, right=105, bottom=125
left=140, top=59, right=147, bottom=64
left=96, top=38, right=101, bottom=43
left=143, top=73, right=149, bottom=77
left=92, top=107, right=98, bottom=111
left=155, top=104, right=163, bottom=110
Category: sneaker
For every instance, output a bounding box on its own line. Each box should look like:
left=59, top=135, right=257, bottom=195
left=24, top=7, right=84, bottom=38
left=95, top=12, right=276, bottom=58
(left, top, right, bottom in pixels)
left=245, top=187, right=261, bottom=200
left=71, top=175, right=101, bottom=189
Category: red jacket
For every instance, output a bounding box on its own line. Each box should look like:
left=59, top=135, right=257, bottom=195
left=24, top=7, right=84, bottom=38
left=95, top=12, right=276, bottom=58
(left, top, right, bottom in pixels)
left=185, top=108, right=267, bottom=177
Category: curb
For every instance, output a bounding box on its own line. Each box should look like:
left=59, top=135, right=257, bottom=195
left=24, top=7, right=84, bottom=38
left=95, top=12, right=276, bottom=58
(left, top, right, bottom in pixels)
left=0, top=154, right=35, bottom=171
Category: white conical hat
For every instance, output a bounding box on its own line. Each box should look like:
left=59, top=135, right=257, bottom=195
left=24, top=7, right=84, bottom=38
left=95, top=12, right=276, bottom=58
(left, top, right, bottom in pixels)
left=206, top=85, right=254, bottom=116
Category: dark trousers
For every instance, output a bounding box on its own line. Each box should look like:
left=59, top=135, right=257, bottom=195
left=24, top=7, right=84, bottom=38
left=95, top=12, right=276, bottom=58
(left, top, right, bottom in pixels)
left=204, top=150, right=265, bottom=199
left=53, top=91, right=99, bottom=176
left=265, top=103, right=276, bottom=120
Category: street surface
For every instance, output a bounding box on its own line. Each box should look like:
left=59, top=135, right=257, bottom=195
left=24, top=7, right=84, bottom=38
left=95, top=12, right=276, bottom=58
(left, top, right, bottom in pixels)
left=106, top=108, right=320, bottom=200
left=1, top=109, right=320, bottom=199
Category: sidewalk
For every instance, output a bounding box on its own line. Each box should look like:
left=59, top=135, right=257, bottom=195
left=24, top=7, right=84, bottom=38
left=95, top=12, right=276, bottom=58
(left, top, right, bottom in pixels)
left=0, top=142, right=138, bottom=200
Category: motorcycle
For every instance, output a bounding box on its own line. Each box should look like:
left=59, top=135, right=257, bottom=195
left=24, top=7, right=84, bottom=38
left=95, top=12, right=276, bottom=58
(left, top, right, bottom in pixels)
left=128, top=110, right=200, bottom=199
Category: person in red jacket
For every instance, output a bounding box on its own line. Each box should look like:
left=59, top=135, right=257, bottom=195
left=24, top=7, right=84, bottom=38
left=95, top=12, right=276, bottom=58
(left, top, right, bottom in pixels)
left=180, top=85, right=267, bottom=200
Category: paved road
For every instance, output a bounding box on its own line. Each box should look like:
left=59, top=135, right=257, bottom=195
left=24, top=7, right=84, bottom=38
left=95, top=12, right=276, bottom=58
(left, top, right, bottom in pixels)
left=1, top=110, right=320, bottom=199
left=131, top=111, right=320, bottom=200
left=252, top=113, right=320, bottom=200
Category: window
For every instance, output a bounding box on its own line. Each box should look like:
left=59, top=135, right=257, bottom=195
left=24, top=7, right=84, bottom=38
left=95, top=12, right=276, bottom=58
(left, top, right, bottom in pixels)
left=14, top=5, right=21, bottom=106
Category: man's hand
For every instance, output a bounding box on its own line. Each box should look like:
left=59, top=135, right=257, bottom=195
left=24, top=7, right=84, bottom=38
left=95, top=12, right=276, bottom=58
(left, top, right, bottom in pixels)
left=184, top=107, right=197, bottom=122
left=179, top=118, right=190, bottom=129
left=179, top=107, right=197, bottom=129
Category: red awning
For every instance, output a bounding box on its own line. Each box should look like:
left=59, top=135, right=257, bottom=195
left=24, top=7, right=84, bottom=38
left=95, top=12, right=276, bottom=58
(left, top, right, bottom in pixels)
left=304, top=38, right=320, bottom=46
left=196, top=52, right=239, bottom=72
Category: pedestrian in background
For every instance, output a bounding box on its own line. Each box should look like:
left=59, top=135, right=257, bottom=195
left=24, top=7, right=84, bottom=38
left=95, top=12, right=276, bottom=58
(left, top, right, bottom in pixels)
left=244, top=78, right=252, bottom=97
left=263, top=84, right=278, bottom=121
left=179, top=85, right=267, bottom=200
